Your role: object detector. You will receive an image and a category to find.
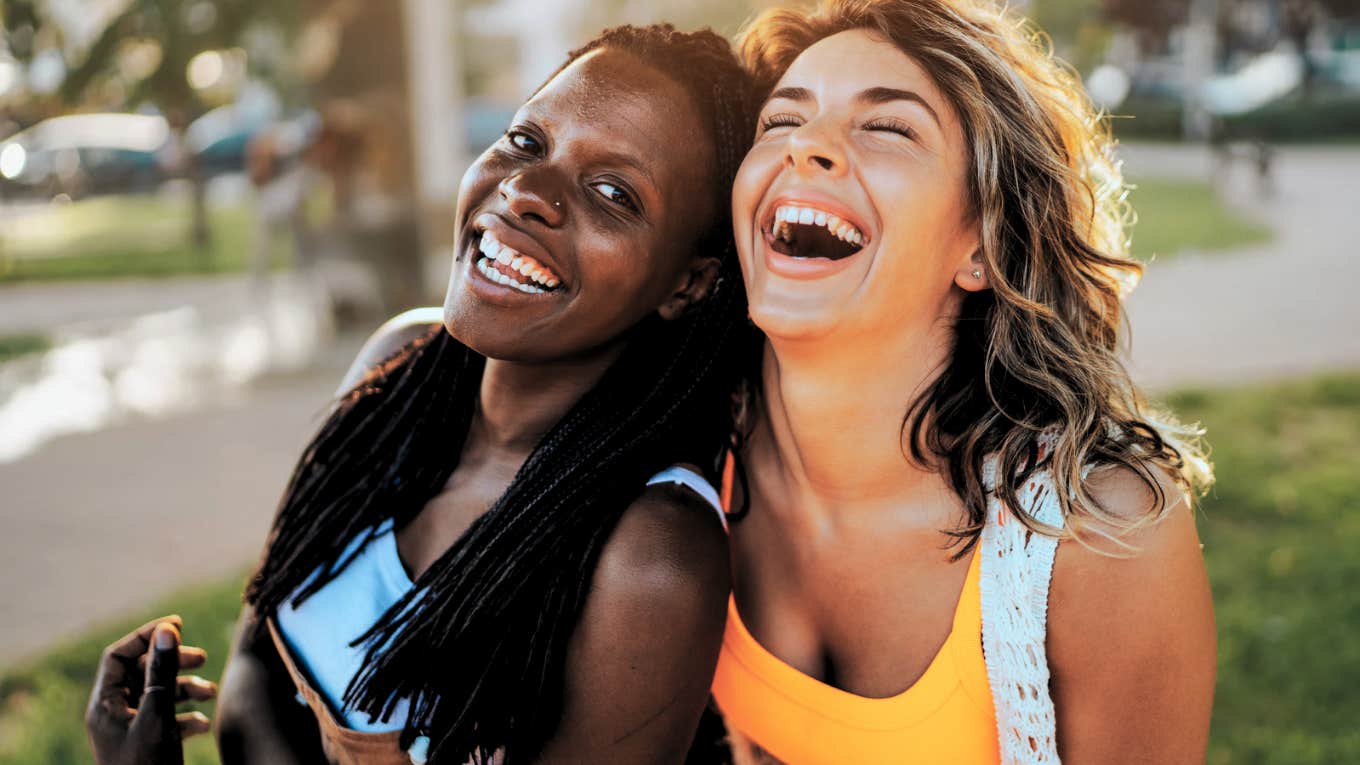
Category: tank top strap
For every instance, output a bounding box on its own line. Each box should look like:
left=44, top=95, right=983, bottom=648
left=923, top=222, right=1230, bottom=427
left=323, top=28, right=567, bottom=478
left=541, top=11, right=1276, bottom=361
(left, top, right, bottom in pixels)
left=646, top=465, right=727, bottom=532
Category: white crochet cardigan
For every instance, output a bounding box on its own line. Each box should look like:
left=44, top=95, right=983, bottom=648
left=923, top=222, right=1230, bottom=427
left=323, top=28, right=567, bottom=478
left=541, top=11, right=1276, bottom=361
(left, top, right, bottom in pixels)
left=979, top=451, right=1087, bottom=764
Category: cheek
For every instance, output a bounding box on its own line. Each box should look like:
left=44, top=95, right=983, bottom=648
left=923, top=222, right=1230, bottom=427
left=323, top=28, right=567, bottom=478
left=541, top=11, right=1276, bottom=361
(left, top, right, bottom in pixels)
left=454, top=152, right=507, bottom=224
left=869, top=167, right=968, bottom=279
left=731, top=146, right=781, bottom=261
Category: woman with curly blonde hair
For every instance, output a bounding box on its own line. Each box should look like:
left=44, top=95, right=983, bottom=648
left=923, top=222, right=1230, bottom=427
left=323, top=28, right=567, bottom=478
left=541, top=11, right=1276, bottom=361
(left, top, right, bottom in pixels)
left=710, top=0, right=1216, bottom=762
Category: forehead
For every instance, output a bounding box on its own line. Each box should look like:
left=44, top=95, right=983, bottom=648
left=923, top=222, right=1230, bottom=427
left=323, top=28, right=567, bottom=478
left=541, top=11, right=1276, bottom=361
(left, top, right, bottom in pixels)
left=527, top=49, right=713, bottom=184
left=775, top=29, right=954, bottom=120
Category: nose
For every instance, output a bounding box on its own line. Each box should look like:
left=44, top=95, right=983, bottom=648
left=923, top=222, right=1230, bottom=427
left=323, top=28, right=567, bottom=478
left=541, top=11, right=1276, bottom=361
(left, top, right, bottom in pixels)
left=498, top=169, right=566, bottom=228
left=784, top=117, right=846, bottom=177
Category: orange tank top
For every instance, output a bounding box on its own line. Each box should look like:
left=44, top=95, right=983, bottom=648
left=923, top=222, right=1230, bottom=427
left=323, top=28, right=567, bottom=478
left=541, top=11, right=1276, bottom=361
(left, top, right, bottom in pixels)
left=710, top=460, right=1000, bottom=764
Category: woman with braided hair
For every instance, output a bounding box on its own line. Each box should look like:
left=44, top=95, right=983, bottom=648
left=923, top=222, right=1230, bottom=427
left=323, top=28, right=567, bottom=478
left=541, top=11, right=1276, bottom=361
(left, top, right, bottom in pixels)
left=85, top=24, right=758, bottom=765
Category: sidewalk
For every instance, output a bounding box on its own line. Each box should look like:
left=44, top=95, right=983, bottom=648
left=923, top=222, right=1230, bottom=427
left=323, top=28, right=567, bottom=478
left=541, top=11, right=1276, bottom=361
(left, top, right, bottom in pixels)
left=1119, top=143, right=1360, bottom=389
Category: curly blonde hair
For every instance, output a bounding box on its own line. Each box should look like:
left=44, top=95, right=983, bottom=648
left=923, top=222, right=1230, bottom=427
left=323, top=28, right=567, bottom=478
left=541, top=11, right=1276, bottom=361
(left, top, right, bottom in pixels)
left=739, top=0, right=1211, bottom=551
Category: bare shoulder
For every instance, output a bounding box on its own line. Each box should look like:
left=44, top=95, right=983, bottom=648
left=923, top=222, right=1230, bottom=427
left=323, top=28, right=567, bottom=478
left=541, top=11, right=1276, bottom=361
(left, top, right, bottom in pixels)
left=592, top=481, right=730, bottom=613
left=543, top=482, right=730, bottom=758
left=1047, top=461, right=1216, bottom=762
left=336, top=307, right=444, bottom=395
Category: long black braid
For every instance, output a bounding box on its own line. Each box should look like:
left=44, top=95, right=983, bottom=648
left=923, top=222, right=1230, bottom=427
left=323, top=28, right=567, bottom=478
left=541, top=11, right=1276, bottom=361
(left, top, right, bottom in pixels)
left=245, top=24, right=758, bottom=765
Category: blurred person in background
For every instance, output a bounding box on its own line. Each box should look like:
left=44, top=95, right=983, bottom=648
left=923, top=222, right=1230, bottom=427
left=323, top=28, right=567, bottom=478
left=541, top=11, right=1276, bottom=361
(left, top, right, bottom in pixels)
left=245, top=115, right=325, bottom=305
left=85, top=23, right=757, bottom=765
left=709, top=1, right=1216, bottom=763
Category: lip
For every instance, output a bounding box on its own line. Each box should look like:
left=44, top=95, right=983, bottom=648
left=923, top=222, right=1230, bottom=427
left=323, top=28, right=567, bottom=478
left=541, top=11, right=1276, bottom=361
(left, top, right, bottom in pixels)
left=469, top=211, right=569, bottom=288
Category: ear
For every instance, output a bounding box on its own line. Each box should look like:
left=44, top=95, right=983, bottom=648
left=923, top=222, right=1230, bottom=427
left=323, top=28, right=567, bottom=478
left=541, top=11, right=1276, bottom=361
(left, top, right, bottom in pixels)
left=657, top=256, right=721, bottom=321
left=954, top=248, right=990, bottom=293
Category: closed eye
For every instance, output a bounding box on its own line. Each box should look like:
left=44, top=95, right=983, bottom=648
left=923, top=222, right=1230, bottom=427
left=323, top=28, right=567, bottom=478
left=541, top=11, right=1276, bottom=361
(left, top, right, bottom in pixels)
left=590, top=180, right=639, bottom=212
left=861, top=117, right=917, bottom=141
left=759, top=112, right=804, bottom=133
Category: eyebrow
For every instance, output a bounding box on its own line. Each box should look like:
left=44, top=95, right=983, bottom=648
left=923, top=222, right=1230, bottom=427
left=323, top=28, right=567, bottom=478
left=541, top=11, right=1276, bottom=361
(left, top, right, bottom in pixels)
left=596, top=149, right=657, bottom=189
left=857, top=87, right=942, bottom=129
left=765, top=85, right=943, bottom=129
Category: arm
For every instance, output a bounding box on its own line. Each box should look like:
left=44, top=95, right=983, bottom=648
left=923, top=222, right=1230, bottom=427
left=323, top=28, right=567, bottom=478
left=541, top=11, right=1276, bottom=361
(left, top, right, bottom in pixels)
left=1048, top=466, right=1217, bottom=764
left=214, top=606, right=325, bottom=765
left=215, top=308, right=442, bottom=763
left=534, top=483, right=731, bottom=764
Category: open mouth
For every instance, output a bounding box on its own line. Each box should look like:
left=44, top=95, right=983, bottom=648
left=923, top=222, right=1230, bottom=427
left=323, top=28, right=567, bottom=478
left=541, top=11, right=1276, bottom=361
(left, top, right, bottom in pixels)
left=765, top=204, right=866, bottom=261
left=470, top=230, right=563, bottom=295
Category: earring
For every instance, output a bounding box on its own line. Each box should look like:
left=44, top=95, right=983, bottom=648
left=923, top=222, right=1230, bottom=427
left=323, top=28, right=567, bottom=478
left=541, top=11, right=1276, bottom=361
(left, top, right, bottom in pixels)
left=971, top=269, right=982, bottom=280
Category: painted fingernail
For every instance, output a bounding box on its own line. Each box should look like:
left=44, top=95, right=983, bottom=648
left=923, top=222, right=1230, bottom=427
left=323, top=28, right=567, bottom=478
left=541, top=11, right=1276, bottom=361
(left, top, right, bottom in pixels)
left=155, top=624, right=176, bottom=650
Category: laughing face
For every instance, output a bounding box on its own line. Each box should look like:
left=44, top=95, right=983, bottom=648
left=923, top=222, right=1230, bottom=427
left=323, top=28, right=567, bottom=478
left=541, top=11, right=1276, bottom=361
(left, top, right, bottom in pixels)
left=733, top=29, right=983, bottom=344
left=444, top=48, right=718, bottom=362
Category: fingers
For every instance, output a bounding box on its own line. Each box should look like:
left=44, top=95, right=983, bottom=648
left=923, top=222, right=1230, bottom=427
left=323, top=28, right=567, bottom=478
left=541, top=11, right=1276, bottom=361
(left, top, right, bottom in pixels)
left=139, top=623, right=181, bottom=721
left=176, top=675, right=218, bottom=703
left=97, top=615, right=184, bottom=690
left=177, top=711, right=212, bottom=739
left=88, top=615, right=184, bottom=729
left=136, top=645, right=207, bottom=673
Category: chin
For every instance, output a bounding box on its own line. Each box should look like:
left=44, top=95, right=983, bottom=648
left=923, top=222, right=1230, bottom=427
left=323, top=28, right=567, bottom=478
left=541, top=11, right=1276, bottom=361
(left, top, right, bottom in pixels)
left=747, top=295, right=843, bottom=344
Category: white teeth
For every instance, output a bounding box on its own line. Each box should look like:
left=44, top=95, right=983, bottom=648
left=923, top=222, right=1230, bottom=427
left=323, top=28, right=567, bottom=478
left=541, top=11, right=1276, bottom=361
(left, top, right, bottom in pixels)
left=771, top=205, right=865, bottom=247
left=476, top=256, right=545, bottom=293
left=474, top=230, right=562, bottom=288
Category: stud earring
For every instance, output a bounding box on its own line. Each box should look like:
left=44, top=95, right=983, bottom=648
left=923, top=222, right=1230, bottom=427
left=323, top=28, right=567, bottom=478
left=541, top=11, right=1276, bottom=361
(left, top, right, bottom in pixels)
left=971, top=269, right=982, bottom=280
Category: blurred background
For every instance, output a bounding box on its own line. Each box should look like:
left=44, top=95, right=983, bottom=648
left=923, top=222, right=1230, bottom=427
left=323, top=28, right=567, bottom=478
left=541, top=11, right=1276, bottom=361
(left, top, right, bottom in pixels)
left=0, top=0, right=1356, bottom=762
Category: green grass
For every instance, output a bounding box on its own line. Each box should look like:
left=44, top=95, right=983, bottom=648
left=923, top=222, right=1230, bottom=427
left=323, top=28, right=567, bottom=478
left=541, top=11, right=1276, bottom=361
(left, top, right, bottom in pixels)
left=1164, top=374, right=1360, bottom=764
left=2, top=374, right=1357, bottom=763
left=0, top=575, right=246, bottom=765
left=0, top=334, right=51, bottom=364
left=0, top=195, right=257, bottom=284
left=1127, top=177, right=1274, bottom=261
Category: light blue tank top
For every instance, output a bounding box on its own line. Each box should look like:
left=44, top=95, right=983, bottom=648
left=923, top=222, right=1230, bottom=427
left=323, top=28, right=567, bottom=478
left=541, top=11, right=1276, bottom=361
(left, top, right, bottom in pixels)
left=275, top=465, right=725, bottom=732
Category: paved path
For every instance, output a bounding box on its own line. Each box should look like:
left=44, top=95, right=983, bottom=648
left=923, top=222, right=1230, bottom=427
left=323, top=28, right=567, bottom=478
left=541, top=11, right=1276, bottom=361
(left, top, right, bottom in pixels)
left=1119, top=143, right=1360, bottom=389
left=0, top=143, right=1356, bottom=666
left=0, top=368, right=341, bottom=666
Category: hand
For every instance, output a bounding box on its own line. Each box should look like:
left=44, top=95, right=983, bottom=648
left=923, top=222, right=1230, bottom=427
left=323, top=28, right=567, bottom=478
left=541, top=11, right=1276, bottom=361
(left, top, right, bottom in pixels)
left=86, top=616, right=217, bottom=765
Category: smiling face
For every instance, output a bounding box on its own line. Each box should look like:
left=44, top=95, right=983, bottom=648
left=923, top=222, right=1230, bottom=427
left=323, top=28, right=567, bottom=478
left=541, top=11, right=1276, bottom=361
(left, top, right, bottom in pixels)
left=443, top=49, right=717, bottom=362
left=733, top=29, right=983, bottom=344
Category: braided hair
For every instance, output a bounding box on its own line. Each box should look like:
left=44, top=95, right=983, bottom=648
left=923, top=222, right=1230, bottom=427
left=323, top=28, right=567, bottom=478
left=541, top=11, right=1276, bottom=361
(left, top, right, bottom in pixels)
left=245, top=24, right=757, bottom=765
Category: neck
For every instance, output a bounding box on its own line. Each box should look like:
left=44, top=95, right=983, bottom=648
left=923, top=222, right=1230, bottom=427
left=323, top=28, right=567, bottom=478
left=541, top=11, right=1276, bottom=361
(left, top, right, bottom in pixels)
left=753, top=317, right=956, bottom=515
left=472, top=347, right=623, bottom=457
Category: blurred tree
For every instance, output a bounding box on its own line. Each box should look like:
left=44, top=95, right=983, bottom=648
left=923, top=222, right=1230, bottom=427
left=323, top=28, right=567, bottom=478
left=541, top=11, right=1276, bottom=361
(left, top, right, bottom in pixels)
left=1278, top=0, right=1360, bottom=93
left=1102, top=0, right=1190, bottom=54
left=2, top=0, right=301, bottom=254
left=1030, top=0, right=1112, bottom=73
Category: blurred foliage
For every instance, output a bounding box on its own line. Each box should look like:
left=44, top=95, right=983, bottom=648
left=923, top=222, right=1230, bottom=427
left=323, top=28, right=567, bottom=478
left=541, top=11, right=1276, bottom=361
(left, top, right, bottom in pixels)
left=0, top=333, right=50, bottom=363
left=1029, top=0, right=1112, bottom=74
left=1101, top=0, right=1189, bottom=54
left=2, top=373, right=1358, bottom=763
left=1, top=0, right=302, bottom=115
left=1113, top=94, right=1360, bottom=141
left=0, top=194, right=260, bottom=283
left=1126, top=177, right=1273, bottom=260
